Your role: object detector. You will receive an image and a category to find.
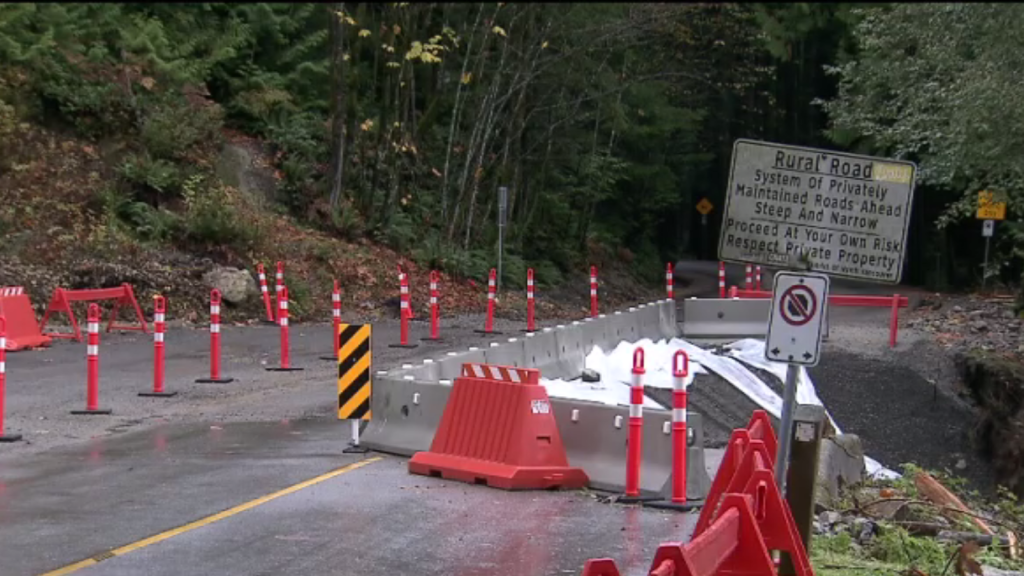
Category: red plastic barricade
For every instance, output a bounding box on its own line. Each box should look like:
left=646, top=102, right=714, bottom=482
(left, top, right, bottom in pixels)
left=408, top=363, right=589, bottom=490
left=0, top=287, right=51, bottom=351
left=39, top=284, right=149, bottom=342
left=731, top=288, right=909, bottom=347
left=581, top=410, right=813, bottom=576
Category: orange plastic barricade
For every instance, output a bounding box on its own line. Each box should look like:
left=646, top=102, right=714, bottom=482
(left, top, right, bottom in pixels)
left=39, top=284, right=149, bottom=342
left=408, top=363, right=589, bottom=490
left=0, top=287, right=51, bottom=351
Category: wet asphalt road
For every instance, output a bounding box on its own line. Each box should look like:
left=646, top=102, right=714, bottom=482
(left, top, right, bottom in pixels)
left=0, top=419, right=696, bottom=576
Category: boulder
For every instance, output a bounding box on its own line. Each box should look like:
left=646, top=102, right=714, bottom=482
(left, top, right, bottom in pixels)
left=815, top=433, right=867, bottom=509
left=203, top=266, right=257, bottom=304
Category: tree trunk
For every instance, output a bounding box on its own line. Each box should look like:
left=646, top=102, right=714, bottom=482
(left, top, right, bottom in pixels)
left=328, top=2, right=348, bottom=212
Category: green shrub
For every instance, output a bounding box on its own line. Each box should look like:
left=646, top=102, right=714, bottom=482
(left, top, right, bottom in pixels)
left=140, top=94, right=224, bottom=160
left=118, top=153, right=185, bottom=197
left=329, top=203, right=365, bottom=241
left=530, top=259, right=564, bottom=288
left=180, top=175, right=256, bottom=252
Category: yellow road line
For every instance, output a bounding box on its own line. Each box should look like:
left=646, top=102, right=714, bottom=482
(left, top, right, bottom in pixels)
left=40, top=457, right=382, bottom=576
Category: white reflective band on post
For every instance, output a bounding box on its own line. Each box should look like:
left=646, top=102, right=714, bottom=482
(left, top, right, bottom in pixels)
left=430, top=297, right=437, bottom=305
left=430, top=283, right=437, bottom=290
left=280, top=318, right=289, bottom=327
left=590, top=289, right=596, bottom=296
left=401, top=286, right=408, bottom=294
left=155, top=313, right=165, bottom=322
left=155, top=333, right=164, bottom=342
left=0, top=362, right=5, bottom=373
left=0, top=337, right=5, bottom=349
left=333, top=309, right=341, bottom=318
left=527, top=291, right=533, bottom=298
left=259, top=273, right=266, bottom=280
left=630, top=404, right=643, bottom=418
left=88, top=323, right=99, bottom=333
left=488, top=293, right=494, bottom=300
left=211, top=324, right=220, bottom=333
left=280, top=302, right=288, bottom=310
left=211, top=305, right=220, bottom=315
left=488, top=280, right=495, bottom=288
left=673, top=408, right=686, bottom=422
left=87, top=345, right=98, bottom=356
left=261, top=285, right=268, bottom=292
left=401, top=301, right=409, bottom=309
left=332, top=294, right=340, bottom=302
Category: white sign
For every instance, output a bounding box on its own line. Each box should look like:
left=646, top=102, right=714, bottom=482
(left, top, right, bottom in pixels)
left=765, top=271, right=830, bottom=366
left=531, top=399, right=550, bottom=414
left=719, top=139, right=917, bottom=284
left=983, top=219, right=994, bottom=238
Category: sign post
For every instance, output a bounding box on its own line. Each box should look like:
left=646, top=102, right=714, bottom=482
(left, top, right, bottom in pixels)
left=766, top=271, right=830, bottom=492
left=696, top=198, right=714, bottom=259
left=497, top=186, right=508, bottom=292
left=977, top=190, right=1005, bottom=291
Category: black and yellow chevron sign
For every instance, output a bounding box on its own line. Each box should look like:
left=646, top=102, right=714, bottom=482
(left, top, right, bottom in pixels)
left=337, top=323, right=372, bottom=420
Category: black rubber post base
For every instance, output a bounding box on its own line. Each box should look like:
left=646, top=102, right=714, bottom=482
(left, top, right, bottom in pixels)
left=643, top=499, right=704, bottom=512
left=388, top=343, right=419, bottom=349
left=139, top=391, right=178, bottom=398
left=420, top=337, right=444, bottom=343
left=70, top=408, right=113, bottom=415
left=611, top=494, right=663, bottom=505
left=474, top=329, right=503, bottom=335
left=520, top=329, right=536, bottom=333
left=0, top=433, right=23, bottom=443
left=196, top=377, right=235, bottom=384
left=266, top=367, right=304, bottom=372
left=343, top=445, right=369, bottom=454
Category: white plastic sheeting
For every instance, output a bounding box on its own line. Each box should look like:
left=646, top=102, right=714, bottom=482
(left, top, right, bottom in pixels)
left=540, top=336, right=899, bottom=480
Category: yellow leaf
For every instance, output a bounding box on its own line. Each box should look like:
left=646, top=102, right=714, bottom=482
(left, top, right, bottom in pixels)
left=393, top=121, right=400, bottom=128
left=359, top=29, right=371, bottom=38
left=461, top=72, right=472, bottom=84
left=345, top=16, right=356, bottom=25
left=386, top=61, right=400, bottom=68
left=492, top=26, right=507, bottom=37
left=360, top=119, right=375, bottom=132
left=343, top=53, right=351, bottom=61
left=393, top=24, right=401, bottom=35
left=541, top=41, right=549, bottom=49
left=383, top=44, right=395, bottom=53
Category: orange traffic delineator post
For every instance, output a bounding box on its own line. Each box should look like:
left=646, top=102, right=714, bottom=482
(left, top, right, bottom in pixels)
left=196, top=290, right=234, bottom=384
left=0, top=287, right=51, bottom=351
left=666, top=262, right=674, bottom=299
left=267, top=286, right=303, bottom=372
left=139, top=295, right=176, bottom=398
left=273, top=261, right=284, bottom=322
left=421, top=270, right=443, bottom=342
left=71, top=304, right=112, bottom=415
left=590, top=266, right=599, bottom=318
left=522, top=268, right=536, bottom=333
left=257, top=263, right=276, bottom=325
left=474, top=268, right=501, bottom=335
left=321, top=280, right=343, bottom=360
left=408, top=362, right=589, bottom=490
left=390, top=270, right=418, bottom=348
left=0, top=317, right=23, bottom=442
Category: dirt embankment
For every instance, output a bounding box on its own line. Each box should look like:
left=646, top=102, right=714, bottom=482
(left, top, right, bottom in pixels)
left=908, top=294, right=1024, bottom=495
left=0, top=124, right=662, bottom=328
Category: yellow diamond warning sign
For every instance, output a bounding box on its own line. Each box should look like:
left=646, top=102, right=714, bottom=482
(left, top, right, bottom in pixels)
left=696, top=198, right=714, bottom=215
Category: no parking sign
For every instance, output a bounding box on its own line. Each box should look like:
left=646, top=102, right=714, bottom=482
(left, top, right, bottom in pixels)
left=765, top=272, right=830, bottom=366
